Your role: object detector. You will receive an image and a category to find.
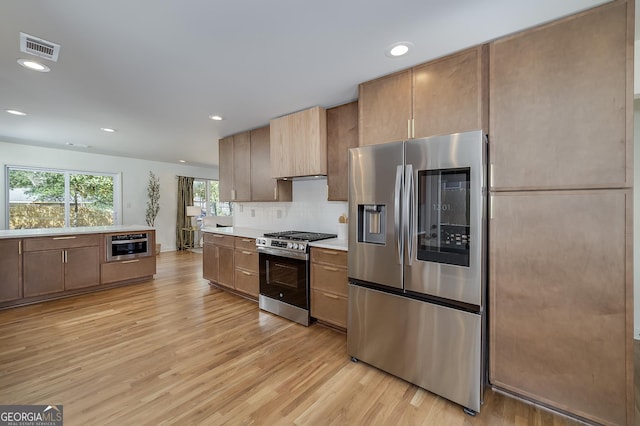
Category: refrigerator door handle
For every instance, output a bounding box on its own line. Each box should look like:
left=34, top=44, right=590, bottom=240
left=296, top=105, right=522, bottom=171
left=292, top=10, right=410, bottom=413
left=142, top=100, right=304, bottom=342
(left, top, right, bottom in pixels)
left=394, top=165, right=403, bottom=265
left=404, top=164, right=414, bottom=266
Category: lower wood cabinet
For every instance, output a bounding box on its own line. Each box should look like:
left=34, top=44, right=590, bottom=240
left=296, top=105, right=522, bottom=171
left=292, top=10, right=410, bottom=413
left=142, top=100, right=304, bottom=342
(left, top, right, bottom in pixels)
left=489, top=190, right=631, bottom=425
left=234, top=237, right=258, bottom=299
left=101, top=256, right=156, bottom=284
left=310, top=247, right=348, bottom=330
left=0, top=239, right=22, bottom=302
left=203, top=233, right=236, bottom=290
left=23, top=235, right=101, bottom=297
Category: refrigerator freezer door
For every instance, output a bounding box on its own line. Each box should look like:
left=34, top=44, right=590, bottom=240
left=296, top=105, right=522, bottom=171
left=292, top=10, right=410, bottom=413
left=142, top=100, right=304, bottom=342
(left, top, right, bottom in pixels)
left=404, top=130, right=486, bottom=307
left=349, top=142, right=404, bottom=290
left=347, top=284, right=482, bottom=412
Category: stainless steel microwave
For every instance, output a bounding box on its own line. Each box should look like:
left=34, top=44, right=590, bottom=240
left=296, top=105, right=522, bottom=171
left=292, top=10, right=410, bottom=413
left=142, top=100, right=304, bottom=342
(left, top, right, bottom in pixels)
left=105, top=232, right=151, bottom=261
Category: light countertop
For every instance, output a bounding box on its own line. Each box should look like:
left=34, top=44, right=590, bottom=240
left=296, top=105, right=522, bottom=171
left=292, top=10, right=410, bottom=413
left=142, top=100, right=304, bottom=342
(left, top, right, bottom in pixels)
left=0, top=225, right=155, bottom=239
left=202, top=227, right=348, bottom=251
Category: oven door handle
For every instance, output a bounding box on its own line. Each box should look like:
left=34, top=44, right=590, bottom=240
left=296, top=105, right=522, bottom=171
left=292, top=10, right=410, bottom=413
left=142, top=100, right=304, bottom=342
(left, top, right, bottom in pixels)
left=257, top=246, right=309, bottom=261
left=111, top=238, right=148, bottom=244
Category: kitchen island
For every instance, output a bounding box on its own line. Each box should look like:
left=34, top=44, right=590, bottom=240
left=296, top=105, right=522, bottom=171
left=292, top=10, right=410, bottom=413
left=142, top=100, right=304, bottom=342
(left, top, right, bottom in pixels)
left=0, top=225, right=156, bottom=309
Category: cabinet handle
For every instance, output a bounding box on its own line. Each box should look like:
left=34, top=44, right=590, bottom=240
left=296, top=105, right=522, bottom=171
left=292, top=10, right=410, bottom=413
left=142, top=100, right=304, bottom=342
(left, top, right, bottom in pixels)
left=240, top=238, right=252, bottom=242
left=53, top=236, right=77, bottom=240
left=122, top=259, right=140, bottom=264
left=490, top=196, right=494, bottom=221
left=241, top=271, right=252, bottom=276
left=231, top=189, right=236, bottom=201
left=322, top=250, right=338, bottom=255
left=412, top=118, right=415, bottom=139
left=489, top=163, right=494, bottom=189
left=407, top=119, right=411, bottom=139
left=274, top=186, right=277, bottom=200
left=62, top=250, right=65, bottom=263
left=241, top=250, right=253, bottom=255
left=213, top=235, right=224, bottom=238
left=323, top=266, right=338, bottom=272
left=323, top=292, right=339, bottom=300
left=18, top=241, right=22, bottom=255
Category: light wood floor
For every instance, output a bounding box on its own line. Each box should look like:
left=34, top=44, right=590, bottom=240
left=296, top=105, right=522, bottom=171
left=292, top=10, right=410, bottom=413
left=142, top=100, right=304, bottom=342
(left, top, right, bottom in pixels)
left=0, top=251, right=621, bottom=425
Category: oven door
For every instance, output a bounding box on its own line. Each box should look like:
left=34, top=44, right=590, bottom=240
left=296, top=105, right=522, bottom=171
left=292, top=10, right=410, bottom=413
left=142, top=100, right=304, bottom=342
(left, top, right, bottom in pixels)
left=258, top=249, right=309, bottom=310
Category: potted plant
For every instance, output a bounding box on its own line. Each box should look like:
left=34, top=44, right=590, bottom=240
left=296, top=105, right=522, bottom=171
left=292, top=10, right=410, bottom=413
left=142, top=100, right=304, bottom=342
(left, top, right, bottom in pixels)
left=145, top=171, right=161, bottom=254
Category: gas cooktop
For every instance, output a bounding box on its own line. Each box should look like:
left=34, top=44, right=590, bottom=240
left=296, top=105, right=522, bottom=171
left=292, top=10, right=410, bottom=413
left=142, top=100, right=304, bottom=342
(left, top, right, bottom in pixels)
left=262, top=231, right=337, bottom=242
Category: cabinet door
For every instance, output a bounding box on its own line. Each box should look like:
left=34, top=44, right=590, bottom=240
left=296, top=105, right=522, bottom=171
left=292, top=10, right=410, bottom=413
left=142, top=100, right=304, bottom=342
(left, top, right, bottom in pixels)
left=327, top=101, right=358, bottom=201
left=270, top=106, right=327, bottom=178
left=0, top=239, right=22, bottom=302
left=250, top=126, right=292, bottom=201
left=358, top=70, right=411, bottom=146
left=413, top=46, right=487, bottom=139
left=489, top=190, right=630, bottom=425
left=217, top=246, right=235, bottom=289
left=65, top=246, right=100, bottom=290
left=24, top=250, right=65, bottom=297
left=203, top=243, right=218, bottom=282
left=234, top=269, right=258, bottom=298
left=489, top=2, right=630, bottom=190
left=218, top=136, right=234, bottom=202
left=233, top=131, right=251, bottom=201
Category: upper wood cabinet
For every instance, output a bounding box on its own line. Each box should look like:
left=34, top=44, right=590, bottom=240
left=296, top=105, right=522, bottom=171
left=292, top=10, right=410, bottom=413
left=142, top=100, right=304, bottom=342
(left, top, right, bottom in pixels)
left=270, top=106, right=327, bottom=178
left=359, top=46, right=488, bottom=146
left=219, top=132, right=251, bottom=202
left=250, top=126, right=292, bottom=202
left=489, top=1, right=631, bottom=191
left=219, top=127, right=292, bottom=203
left=327, top=101, right=358, bottom=201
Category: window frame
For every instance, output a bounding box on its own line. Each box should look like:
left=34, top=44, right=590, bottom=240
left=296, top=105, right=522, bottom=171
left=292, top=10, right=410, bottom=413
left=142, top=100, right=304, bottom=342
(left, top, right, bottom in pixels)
left=5, top=165, right=122, bottom=229
left=193, top=178, right=232, bottom=217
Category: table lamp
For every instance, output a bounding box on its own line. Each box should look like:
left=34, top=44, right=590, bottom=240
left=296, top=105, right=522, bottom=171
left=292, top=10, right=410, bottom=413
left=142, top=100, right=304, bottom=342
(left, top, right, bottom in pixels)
left=186, top=206, right=200, bottom=228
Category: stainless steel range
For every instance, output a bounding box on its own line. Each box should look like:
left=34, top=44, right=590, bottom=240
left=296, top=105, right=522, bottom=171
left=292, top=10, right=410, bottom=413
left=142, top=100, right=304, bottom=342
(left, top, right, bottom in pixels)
left=256, top=231, right=337, bottom=326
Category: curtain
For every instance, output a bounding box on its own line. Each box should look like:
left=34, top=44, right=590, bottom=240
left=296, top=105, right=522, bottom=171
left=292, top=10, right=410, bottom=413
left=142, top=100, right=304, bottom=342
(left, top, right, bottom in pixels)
left=176, top=176, right=195, bottom=250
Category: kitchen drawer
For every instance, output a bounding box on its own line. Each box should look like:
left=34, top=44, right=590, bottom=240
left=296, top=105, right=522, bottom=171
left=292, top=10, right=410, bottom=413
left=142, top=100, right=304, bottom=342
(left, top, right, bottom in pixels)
left=311, top=247, right=347, bottom=268
left=311, top=262, right=347, bottom=297
left=23, top=234, right=101, bottom=251
left=203, top=233, right=235, bottom=247
left=311, top=289, right=347, bottom=329
left=234, top=269, right=258, bottom=298
left=235, top=249, right=258, bottom=273
left=235, top=236, right=256, bottom=250
left=101, top=256, right=156, bottom=284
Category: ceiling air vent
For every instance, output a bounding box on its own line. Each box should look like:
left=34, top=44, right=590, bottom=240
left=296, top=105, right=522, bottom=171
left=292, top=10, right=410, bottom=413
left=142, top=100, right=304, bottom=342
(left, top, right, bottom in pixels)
left=19, top=32, right=60, bottom=62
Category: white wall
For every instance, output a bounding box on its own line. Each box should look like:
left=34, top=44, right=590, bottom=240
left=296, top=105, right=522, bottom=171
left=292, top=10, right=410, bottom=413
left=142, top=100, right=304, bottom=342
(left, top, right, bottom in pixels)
left=0, top=141, right=218, bottom=251
left=234, top=178, right=348, bottom=235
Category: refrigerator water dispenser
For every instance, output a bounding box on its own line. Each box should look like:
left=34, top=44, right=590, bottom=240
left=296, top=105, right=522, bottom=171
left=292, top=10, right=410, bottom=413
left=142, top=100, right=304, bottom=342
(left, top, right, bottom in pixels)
left=357, top=204, right=386, bottom=244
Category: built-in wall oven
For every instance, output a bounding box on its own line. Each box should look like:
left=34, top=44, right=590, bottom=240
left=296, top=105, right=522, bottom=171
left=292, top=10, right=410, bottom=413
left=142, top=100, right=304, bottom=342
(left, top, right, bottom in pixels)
left=257, top=231, right=337, bottom=326
left=105, top=232, right=151, bottom=261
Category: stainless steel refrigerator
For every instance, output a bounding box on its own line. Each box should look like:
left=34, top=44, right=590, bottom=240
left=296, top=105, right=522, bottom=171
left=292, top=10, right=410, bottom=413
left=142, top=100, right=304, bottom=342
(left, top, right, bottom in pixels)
left=347, top=130, right=487, bottom=414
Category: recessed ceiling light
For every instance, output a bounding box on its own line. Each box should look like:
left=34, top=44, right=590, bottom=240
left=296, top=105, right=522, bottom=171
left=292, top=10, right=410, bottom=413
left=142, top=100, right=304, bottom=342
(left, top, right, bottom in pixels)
left=6, top=109, right=27, bottom=116
left=17, top=58, right=50, bottom=72
left=209, top=115, right=223, bottom=121
left=385, top=42, right=414, bottom=58
left=65, top=142, right=91, bottom=148
left=100, top=127, right=116, bottom=133
left=179, top=160, right=186, bottom=163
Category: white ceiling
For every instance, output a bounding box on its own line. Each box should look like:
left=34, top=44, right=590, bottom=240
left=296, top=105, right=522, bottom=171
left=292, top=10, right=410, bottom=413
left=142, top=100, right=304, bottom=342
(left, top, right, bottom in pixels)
left=0, top=0, right=612, bottom=168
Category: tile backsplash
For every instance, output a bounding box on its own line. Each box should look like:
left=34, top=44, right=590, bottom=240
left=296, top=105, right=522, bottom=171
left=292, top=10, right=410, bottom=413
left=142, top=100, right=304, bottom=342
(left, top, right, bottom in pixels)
left=233, top=178, right=348, bottom=235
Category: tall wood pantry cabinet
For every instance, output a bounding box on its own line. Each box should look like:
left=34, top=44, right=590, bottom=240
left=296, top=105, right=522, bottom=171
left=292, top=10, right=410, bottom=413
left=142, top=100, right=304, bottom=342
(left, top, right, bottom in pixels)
left=358, top=45, right=488, bottom=146
left=488, top=2, right=633, bottom=425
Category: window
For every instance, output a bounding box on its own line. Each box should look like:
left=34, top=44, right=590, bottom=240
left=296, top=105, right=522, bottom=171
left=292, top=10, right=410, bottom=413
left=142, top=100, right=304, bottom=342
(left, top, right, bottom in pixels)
left=6, top=166, right=121, bottom=229
left=193, top=179, right=232, bottom=217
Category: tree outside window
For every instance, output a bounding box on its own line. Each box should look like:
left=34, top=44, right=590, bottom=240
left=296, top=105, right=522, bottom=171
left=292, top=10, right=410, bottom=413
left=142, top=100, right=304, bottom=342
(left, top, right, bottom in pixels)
left=7, top=167, right=118, bottom=229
